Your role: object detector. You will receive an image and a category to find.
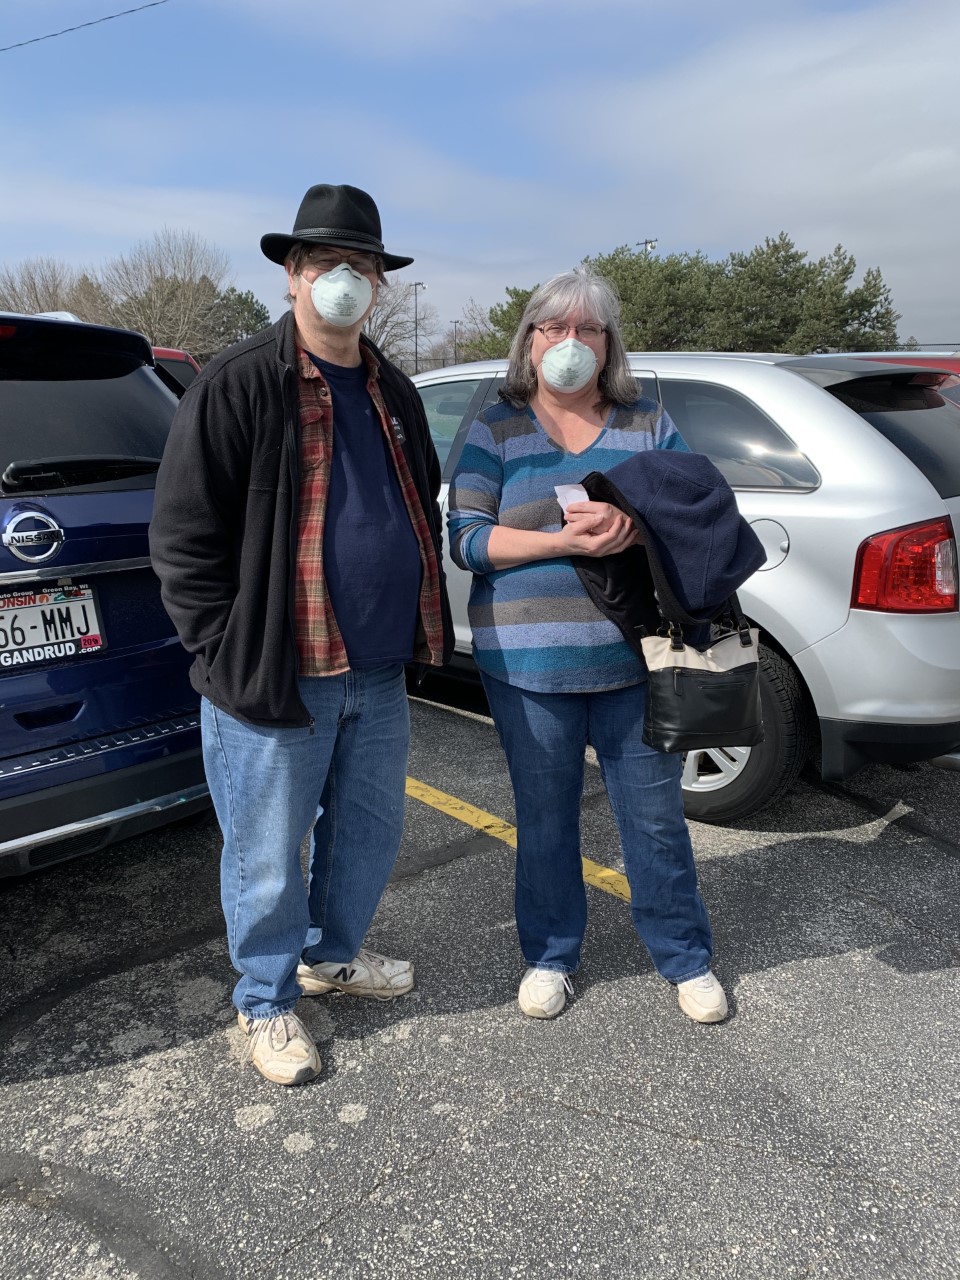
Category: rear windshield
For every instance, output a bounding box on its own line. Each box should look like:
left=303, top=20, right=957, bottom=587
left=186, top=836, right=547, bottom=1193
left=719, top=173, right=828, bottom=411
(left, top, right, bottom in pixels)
left=828, top=375, right=960, bottom=499
left=1, top=347, right=176, bottom=489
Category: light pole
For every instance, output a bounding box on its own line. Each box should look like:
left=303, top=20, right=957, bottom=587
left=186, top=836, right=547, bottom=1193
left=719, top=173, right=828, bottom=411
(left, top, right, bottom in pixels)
left=450, top=319, right=460, bottom=365
left=636, top=238, right=658, bottom=259
left=412, top=281, right=426, bottom=373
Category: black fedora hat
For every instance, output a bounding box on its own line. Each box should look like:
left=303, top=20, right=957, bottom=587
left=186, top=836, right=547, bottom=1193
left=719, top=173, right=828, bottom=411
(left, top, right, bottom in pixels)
left=260, top=183, right=413, bottom=272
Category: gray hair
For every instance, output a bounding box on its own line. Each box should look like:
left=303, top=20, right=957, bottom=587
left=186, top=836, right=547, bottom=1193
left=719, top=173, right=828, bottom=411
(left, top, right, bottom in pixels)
left=500, top=266, right=638, bottom=409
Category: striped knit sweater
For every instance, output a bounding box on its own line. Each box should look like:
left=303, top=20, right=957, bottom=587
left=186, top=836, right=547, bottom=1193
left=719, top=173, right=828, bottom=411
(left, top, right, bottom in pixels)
left=447, top=396, right=689, bottom=693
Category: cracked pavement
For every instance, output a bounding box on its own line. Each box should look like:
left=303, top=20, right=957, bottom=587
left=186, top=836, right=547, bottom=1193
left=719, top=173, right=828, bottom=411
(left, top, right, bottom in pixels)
left=0, top=687, right=958, bottom=1280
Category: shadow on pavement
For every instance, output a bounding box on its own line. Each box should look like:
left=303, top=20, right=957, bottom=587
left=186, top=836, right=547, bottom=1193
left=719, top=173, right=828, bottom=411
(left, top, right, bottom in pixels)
left=1, top=755, right=958, bottom=1089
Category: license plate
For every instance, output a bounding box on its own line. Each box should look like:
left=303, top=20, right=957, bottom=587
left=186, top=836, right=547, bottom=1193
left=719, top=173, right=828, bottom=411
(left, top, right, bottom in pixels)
left=0, top=583, right=106, bottom=669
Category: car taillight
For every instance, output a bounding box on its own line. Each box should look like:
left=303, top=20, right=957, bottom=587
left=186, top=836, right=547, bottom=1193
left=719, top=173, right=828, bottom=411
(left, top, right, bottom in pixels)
left=852, top=518, right=957, bottom=612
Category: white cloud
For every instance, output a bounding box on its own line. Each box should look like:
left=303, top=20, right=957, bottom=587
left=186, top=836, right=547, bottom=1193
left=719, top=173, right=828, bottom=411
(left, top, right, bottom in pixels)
left=1, top=0, right=956, bottom=341
left=523, top=0, right=960, bottom=337
left=211, top=0, right=731, bottom=53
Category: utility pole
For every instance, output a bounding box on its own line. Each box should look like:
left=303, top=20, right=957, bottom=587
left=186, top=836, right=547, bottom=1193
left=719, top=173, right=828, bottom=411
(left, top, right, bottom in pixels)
left=450, top=319, right=460, bottom=365
left=636, top=238, right=658, bottom=259
left=412, top=281, right=426, bottom=373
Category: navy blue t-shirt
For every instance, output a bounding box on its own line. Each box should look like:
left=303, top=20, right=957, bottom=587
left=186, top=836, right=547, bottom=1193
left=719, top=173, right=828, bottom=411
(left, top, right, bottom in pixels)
left=310, top=354, right=421, bottom=667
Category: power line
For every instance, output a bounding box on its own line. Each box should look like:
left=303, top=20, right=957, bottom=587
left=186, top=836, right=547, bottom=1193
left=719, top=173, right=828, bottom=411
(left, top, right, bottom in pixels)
left=0, top=1, right=170, bottom=54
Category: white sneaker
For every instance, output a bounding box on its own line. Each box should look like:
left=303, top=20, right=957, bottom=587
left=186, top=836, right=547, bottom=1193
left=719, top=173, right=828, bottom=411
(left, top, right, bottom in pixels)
left=237, top=1011, right=322, bottom=1086
left=297, top=948, right=414, bottom=1001
left=518, top=967, right=573, bottom=1019
left=676, top=971, right=729, bottom=1023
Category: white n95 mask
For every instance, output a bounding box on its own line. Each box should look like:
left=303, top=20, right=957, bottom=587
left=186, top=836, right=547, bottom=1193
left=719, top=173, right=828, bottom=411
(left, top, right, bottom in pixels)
left=538, top=338, right=598, bottom=393
left=310, top=262, right=373, bottom=327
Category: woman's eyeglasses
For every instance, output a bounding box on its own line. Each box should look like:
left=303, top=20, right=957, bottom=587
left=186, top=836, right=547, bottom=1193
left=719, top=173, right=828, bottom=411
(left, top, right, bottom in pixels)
left=535, top=322, right=606, bottom=342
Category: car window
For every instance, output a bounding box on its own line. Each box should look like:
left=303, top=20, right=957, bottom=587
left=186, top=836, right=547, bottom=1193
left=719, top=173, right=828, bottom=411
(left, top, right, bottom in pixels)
left=417, top=377, right=486, bottom=479
left=156, top=356, right=199, bottom=390
left=658, top=380, right=820, bottom=490
left=829, top=374, right=960, bottom=499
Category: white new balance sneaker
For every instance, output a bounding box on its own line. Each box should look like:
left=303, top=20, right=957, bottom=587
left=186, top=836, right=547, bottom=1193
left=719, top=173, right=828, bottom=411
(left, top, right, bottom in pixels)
left=676, top=971, right=729, bottom=1023
left=237, top=1011, right=322, bottom=1086
left=297, top=948, right=414, bottom=1001
left=517, top=966, right=573, bottom=1019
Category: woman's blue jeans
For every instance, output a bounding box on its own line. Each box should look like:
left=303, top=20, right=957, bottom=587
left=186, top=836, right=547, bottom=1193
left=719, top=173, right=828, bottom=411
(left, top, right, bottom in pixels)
left=201, top=665, right=410, bottom=1019
left=480, top=674, right=713, bottom=982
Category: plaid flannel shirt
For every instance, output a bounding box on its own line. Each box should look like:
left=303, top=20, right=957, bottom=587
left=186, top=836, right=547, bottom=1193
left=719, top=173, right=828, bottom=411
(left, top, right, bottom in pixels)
left=294, top=345, right=446, bottom=675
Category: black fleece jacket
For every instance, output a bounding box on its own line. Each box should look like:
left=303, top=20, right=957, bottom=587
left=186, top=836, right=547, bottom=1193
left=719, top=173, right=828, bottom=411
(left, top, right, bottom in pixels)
left=149, top=311, right=453, bottom=727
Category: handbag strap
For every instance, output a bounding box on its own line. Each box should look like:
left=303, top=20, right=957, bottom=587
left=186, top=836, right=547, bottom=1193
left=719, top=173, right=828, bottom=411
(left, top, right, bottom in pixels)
left=642, top=540, right=752, bottom=650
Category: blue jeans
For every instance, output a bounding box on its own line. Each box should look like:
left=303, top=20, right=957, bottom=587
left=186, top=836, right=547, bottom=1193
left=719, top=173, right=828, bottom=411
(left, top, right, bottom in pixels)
left=201, top=665, right=410, bottom=1019
left=480, top=674, right=713, bottom=982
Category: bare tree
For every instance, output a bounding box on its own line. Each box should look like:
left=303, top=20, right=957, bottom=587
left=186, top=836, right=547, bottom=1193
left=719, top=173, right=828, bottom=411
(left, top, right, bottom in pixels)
left=454, top=297, right=503, bottom=361
left=98, top=228, right=230, bottom=353
left=423, top=333, right=454, bottom=367
left=0, top=257, right=85, bottom=315
left=364, top=278, right=439, bottom=370
left=0, top=234, right=273, bottom=360
left=67, top=273, right=115, bottom=326
left=460, top=297, right=496, bottom=342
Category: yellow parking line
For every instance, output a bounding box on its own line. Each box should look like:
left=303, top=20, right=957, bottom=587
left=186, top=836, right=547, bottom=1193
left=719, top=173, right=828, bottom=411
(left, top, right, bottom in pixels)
left=405, top=776, right=632, bottom=903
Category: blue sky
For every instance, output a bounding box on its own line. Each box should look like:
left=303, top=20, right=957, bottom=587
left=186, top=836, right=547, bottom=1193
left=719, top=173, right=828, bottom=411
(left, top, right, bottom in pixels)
left=1, top=0, right=957, bottom=346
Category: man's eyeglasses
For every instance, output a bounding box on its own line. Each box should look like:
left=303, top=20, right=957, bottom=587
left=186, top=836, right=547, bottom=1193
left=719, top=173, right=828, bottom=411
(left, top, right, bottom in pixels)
left=302, top=250, right=381, bottom=276
left=535, top=322, right=606, bottom=342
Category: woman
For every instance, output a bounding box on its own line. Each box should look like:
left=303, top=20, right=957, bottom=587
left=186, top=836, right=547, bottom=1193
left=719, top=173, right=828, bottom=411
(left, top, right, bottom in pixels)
left=446, top=267, right=727, bottom=1023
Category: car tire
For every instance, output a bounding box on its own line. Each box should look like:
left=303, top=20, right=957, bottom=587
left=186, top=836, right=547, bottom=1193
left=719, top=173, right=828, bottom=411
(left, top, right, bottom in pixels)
left=680, top=647, right=811, bottom=825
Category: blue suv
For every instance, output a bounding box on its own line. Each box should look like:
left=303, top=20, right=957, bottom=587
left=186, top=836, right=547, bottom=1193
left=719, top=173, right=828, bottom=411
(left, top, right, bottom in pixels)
left=0, top=314, right=208, bottom=877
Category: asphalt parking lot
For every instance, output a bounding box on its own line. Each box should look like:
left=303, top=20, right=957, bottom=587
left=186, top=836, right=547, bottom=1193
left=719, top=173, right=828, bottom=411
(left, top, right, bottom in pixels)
left=1, top=682, right=958, bottom=1280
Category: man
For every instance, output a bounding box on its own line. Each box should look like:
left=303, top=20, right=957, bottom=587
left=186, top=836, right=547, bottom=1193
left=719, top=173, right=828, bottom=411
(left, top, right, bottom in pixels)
left=150, top=184, right=453, bottom=1086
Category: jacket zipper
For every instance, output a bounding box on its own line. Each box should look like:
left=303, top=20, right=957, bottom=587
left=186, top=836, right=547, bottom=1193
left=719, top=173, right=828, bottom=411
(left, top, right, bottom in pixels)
left=280, top=350, right=312, bottom=730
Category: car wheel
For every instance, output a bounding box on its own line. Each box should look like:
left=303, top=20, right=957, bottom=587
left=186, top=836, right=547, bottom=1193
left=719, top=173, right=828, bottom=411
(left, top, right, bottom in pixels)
left=680, top=647, right=811, bottom=824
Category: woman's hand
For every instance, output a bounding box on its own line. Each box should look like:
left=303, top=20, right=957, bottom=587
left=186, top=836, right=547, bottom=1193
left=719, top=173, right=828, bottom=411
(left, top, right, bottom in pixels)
left=563, top=500, right=622, bottom=534
left=483, top=503, right=640, bottom=568
left=557, top=502, right=639, bottom=557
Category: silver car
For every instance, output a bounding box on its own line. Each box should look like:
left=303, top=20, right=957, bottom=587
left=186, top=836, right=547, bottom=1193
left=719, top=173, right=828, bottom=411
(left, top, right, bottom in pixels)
left=413, top=354, right=960, bottom=823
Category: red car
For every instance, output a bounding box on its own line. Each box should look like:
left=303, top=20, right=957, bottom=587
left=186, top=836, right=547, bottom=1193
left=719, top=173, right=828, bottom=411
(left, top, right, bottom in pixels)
left=152, top=346, right=201, bottom=393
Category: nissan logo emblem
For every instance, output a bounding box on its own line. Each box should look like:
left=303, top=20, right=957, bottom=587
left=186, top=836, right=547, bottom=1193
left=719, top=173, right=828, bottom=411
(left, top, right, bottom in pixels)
left=1, top=511, right=65, bottom=564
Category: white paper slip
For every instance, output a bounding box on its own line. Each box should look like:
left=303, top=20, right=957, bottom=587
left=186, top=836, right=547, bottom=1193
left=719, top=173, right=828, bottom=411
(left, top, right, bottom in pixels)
left=554, top=483, right=589, bottom=514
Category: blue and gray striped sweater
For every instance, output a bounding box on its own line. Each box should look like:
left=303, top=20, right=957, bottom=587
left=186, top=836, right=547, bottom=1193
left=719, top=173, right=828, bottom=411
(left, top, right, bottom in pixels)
left=447, top=397, right=689, bottom=693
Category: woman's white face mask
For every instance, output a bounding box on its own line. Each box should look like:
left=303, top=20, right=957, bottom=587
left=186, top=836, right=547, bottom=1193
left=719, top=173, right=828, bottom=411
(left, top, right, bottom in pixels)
left=538, top=338, right=598, bottom=393
left=309, top=262, right=373, bottom=327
